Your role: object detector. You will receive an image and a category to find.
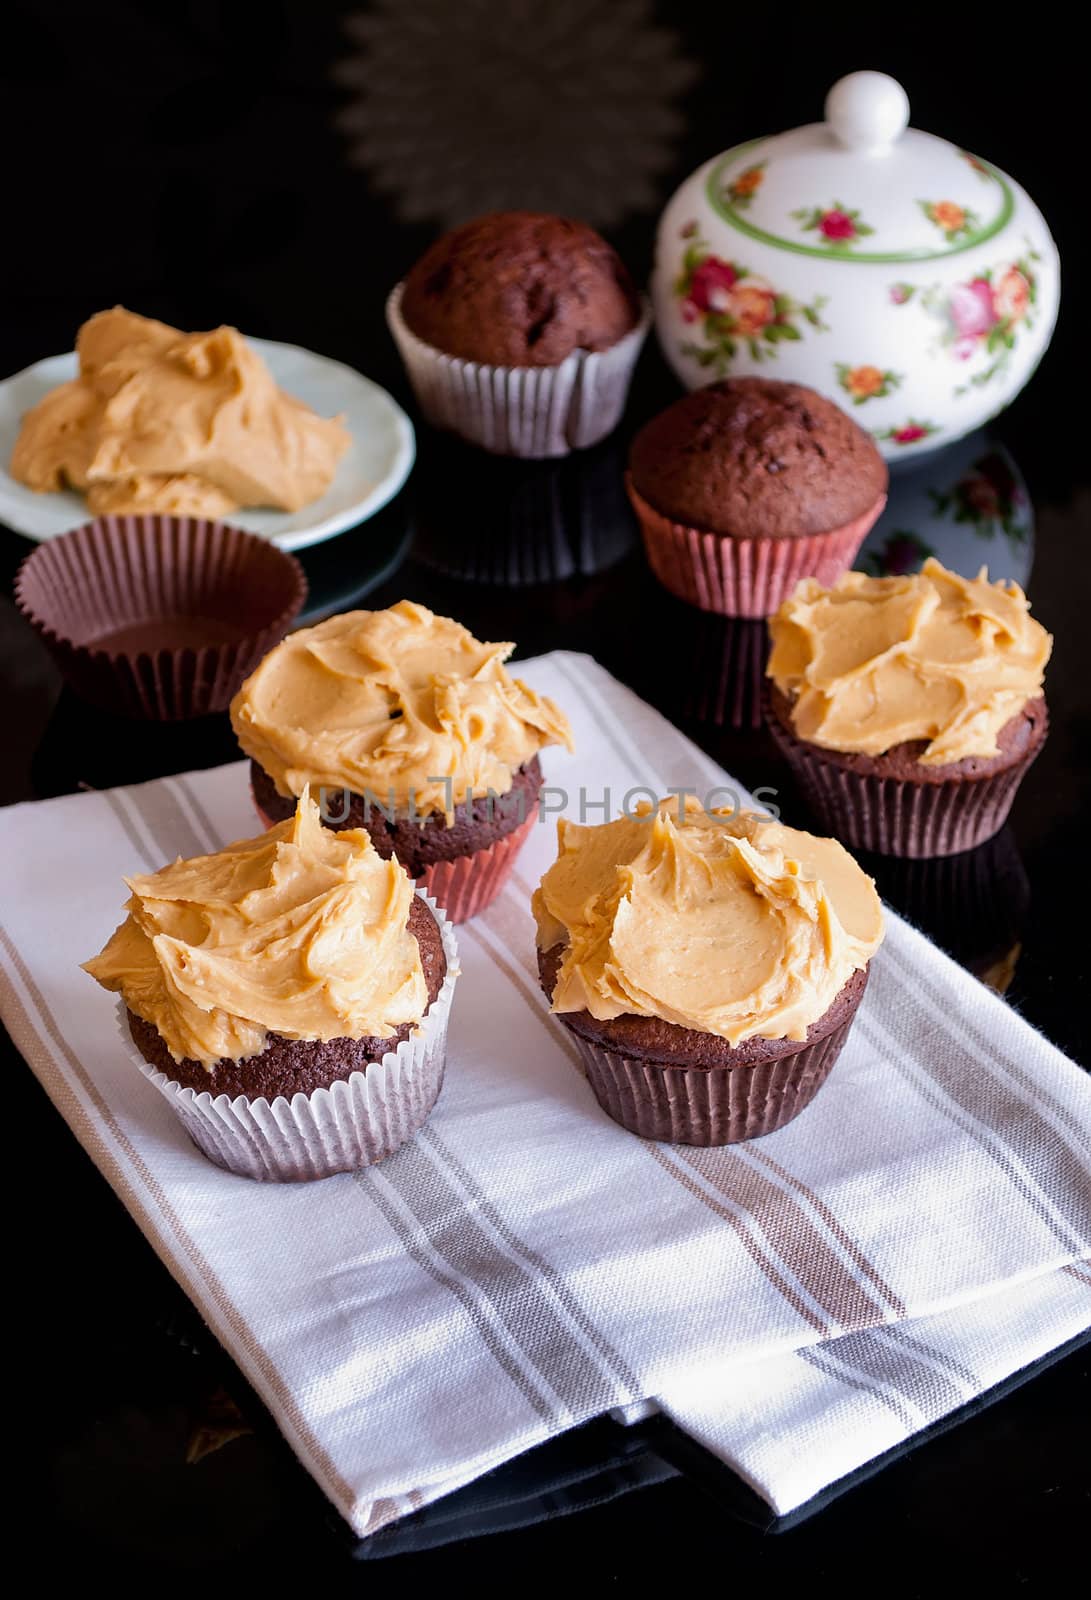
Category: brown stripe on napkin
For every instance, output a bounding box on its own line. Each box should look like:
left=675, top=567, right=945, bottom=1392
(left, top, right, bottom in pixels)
left=864, top=968, right=1091, bottom=1247
left=360, top=1144, right=626, bottom=1420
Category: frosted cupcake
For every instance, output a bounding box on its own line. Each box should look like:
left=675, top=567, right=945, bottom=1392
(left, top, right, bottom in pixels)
left=766, top=559, right=1051, bottom=858
left=232, top=600, right=573, bottom=920
left=534, top=797, right=883, bottom=1144
left=83, top=792, right=458, bottom=1180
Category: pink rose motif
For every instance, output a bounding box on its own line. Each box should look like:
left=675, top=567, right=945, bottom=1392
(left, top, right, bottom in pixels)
left=688, top=257, right=738, bottom=313
left=820, top=209, right=856, bottom=241
left=681, top=300, right=699, bottom=324
left=993, top=266, right=1031, bottom=326
left=892, top=424, right=929, bottom=444
left=952, top=337, right=980, bottom=361
left=950, top=277, right=997, bottom=340
left=889, top=284, right=911, bottom=305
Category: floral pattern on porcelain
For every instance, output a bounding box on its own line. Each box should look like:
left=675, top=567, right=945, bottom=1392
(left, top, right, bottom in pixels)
left=835, top=363, right=902, bottom=404
left=724, top=162, right=766, bottom=209
left=861, top=529, right=936, bottom=577
left=929, top=451, right=1027, bottom=542
left=674, top=227, right=828, bottom=371
left=961, top=151, right=992, bottom=182
left=876, top=419, right=940, bottom=446
left=790, top=201, right=874, bottom=248
left=919, top=200, right=979, bottom=241
left=921, top=246, right=1041, bottom=390
left=650, top=74, right=1059, bottom=459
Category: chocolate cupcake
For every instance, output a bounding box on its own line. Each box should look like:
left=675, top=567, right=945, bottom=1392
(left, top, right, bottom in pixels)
left=83, top=792, right=459, bottom=1180
left=627, top=377, right=888, bottom=618
left=533, top=798, right=883, bottom=1145
left=232, top=600, right=573, bottom=921
left=766, top=559, right=1052, bottom=858
left=387, top=211, right=649, bottom=457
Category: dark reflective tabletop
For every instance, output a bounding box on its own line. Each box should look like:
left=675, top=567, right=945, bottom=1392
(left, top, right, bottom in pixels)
left=2, top=4, right=1087, bottom=1583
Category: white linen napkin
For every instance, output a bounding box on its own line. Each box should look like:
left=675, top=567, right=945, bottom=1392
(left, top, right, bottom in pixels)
left=0, top=651, right=1087, bottom=1535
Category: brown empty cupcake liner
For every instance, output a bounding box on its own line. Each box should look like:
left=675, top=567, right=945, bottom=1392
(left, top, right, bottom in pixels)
left=121, top=891, right=459, bottom=1181
left=387, top=283, right=651, bottom=459
left=565, top=997, right=862, bottom=1146
left=15, top=514, right=306, bottom=720
left=254, top=789, right=539, bottom=923
left=627, top=478, right=885, bottom=619
left=767, top=708, right=1046, bottom=858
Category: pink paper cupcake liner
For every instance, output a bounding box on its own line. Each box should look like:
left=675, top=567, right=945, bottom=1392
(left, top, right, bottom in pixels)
left=767, top=703, right=1048, bottom=859
left=254, top=790, right=539, bottom=923
left=16, top=514, right=306, bottom=720
left=387, top=283, right=651, bottom=459
left=120, top=891, right=460, bottom=1181
left=566, top=991, right=864, bottom=1146
left=415, top=806, right=539, bottom=922
left=627, top=477, right=885, bottom=620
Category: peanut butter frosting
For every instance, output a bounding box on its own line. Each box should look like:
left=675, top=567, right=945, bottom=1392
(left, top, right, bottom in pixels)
left=767, top=558, right=1051, bottom=766
left=533, top=798, right=883, bottom=1045
left=231, top=601, right=574, bottom=819
left=83, top=792, right=427, bottom=1069
left=11, top=307, right=349, bottom=516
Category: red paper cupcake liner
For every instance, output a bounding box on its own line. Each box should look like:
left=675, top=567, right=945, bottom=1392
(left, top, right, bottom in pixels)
left=564, top=995, right=863, bottom=1146
left=767, top=704, right=1048, bottom=859
left=627, top=477, right=885, bottom=619
left=15, top=515, right=306, bottom=720
left=254, top=790, right=539, bottom=923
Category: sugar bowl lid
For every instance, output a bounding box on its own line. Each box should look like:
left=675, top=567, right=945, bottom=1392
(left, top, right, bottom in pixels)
left=709, top=71, right=1013, bottom=264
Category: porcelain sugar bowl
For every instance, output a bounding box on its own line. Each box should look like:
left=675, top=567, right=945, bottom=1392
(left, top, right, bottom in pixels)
left=652, top=72, right=1059, bottom=459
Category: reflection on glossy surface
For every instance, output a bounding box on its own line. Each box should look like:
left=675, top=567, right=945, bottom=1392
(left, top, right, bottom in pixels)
left=409, top=427, right=636, bottom=585
left=860, top=429, right=1033, bottom=587
left=858, top=824, right=1030, bottom=988
left=649, top=597, right=769, bottom=731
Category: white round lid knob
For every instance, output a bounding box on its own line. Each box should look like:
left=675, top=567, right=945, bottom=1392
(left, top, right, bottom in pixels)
left=825, top=71, right=910, bottom=153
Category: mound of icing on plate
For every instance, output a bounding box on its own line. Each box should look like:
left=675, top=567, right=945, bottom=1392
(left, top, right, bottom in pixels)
left=11, top=307, right=349, bottom=516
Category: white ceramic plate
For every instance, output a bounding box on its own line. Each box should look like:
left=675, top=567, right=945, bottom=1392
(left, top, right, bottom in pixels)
left=0, top=337, right=415, bottom=552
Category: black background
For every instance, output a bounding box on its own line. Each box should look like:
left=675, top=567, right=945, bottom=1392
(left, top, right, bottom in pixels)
left=2, top=2, right=1088, bottom=1586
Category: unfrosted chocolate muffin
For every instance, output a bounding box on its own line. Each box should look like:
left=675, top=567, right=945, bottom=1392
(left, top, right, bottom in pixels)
left=399, top=211, right=641, bottom=368
left=629, top=377, right=888, bottom=539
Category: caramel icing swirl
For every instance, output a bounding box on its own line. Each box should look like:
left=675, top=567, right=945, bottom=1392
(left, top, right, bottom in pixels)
left=767, top=558, right=1051, bottom=765
left=533, top=798, right=883, bottom=1045
left=231, top=601, right=573, bottom=818
left=83, top=792, right=427, bottom=1068
left=11, top=307, right=349, bottom=515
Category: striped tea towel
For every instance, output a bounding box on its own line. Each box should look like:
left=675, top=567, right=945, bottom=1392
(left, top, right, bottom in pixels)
left=0, top=651, right=1087, bottom=1534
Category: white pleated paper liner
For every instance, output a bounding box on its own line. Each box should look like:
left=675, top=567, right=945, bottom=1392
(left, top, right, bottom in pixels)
left=119, top=891, right=460, bottom=1181
left=386, top=283, right=651, bottom=459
